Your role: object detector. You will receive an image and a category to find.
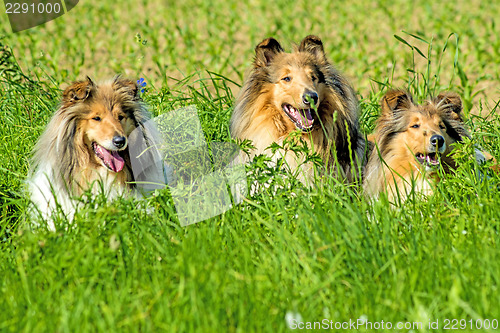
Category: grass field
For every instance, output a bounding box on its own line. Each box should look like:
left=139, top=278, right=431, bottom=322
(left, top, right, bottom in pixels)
left=1, top=0, right=500, bottom=331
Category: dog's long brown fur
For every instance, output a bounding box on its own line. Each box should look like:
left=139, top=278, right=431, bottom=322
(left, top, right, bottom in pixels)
left=27, top=76, right=150, bottom=227
left=364, top=90, right=475, bottom=200
left=230, top=35, right=365, bottom=183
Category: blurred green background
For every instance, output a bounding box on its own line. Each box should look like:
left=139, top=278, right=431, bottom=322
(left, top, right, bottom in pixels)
left=1, top=0, right=499, bottom=112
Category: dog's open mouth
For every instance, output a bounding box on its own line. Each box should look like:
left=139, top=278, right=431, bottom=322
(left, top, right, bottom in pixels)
left=282, top=104, right=314, bottom=132
left=415, top=152, right=440, bottom=167
left=93, top=142, right=125, bottom=172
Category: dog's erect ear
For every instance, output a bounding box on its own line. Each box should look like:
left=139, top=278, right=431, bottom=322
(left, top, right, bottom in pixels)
left=435, top=92, right=463, bottom=121
left=62, top=76, right=94, bottom=104
left=254, top=37, right=284, bottom=67
left=113, top=76, right=139, bottom=99
left=381, top=89, right=414, bottom=116
left=298, top=35, right=326, bottom=60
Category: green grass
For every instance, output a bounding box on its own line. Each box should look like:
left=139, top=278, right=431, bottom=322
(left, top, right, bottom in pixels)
left=1, top=0, right=500, bottom=331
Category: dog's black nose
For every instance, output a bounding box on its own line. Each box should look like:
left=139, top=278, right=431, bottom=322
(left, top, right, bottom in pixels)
left=430, top=134, right=445, bottom=149
left=303, top=91, right=319, bottom=106
left=113, top=136, right=127, bottom=149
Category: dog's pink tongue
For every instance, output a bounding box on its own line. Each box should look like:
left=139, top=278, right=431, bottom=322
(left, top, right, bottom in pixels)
left=300, top=109, right=314, bottom=128
left=100, top=147, right=125, bottom=172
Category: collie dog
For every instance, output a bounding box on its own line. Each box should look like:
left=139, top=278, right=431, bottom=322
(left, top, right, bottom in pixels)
left=230, top=35, right=365, bottom=184
left=27, top=76, right=151, bottom=227
left=364, top=89, right=484, bottom=200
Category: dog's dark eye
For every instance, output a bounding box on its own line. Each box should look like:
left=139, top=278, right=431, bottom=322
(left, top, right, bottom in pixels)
left=118, top=115, right=125, bottom=121
left=92, top=116, right=101, bottom=121
left=282, top=76, right=291, bottom=82
left=410, top=124, right=420, bottom=128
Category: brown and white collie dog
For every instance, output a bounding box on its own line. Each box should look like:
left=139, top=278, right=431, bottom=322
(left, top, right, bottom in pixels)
left=363, top=89, right=489, bottom=201
left=27, top=76, right=151, bottom=228
left=230, top=35, right=365, bottom=184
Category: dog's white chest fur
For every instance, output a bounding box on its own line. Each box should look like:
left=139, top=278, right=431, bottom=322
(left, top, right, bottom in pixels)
left=27, top=162, right=128, bottom=230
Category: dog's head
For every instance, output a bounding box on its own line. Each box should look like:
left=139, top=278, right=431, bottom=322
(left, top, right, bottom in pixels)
left=253, top=35, right=331, bottom=132
left=378, top=90, right=467, bottom=171
left=61, top=76, right=142, bottom=173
